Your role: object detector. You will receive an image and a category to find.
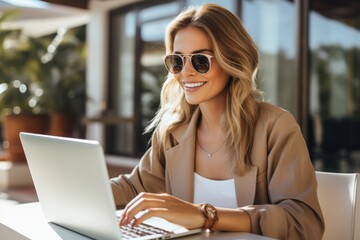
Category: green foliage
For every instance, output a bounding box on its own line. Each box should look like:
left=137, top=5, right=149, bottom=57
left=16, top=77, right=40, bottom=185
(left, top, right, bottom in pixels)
left=0, top=10, right=86, bottom=117
left=37, top=26, right=87, bottom=114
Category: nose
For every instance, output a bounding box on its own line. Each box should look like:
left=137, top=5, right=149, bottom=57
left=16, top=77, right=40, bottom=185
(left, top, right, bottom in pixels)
left=181, top=56, right=196, bottom=75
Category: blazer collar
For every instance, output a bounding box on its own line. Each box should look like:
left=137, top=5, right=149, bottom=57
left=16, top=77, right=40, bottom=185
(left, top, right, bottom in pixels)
left=234, top=166, right=258, bottom=206
left=171, top=107, right=201, bottom=144
left=165, top=108, right=200, bottom=202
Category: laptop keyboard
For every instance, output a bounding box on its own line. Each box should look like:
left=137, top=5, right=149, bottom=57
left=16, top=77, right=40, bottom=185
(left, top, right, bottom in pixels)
left=120, top=223, right=171, bottom=239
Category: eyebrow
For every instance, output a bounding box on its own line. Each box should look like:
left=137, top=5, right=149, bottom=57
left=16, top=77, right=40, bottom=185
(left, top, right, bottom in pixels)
left=173, top=49, right=213, bottom=54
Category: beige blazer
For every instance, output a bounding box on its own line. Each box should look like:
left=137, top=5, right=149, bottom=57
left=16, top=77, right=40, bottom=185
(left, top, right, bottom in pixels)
left=110, top=102, right=325, bottom=239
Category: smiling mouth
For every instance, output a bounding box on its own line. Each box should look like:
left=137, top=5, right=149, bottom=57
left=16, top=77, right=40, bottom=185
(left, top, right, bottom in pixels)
left=183, top=82, right=207, bottom=89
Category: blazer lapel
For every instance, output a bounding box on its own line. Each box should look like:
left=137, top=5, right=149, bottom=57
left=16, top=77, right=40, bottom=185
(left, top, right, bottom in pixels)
left=164, top=109, right=200, bottom=202
left=235, top=165, right=258, bottom=206
left=165, top=134, right=196, bottom=202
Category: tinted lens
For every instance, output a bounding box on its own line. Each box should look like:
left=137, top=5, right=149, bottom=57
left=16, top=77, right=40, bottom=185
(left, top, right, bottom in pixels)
left=191, top=54, right=210, bottom=73
left=165, top=55, right=183, bottom=74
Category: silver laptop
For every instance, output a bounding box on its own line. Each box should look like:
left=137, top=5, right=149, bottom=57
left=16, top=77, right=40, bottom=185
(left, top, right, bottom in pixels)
left=20, top=132, right=202, bottom=240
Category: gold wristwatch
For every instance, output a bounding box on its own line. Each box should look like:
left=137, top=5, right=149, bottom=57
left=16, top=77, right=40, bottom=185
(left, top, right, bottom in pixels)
left=200, top=203, right=218, bottom=230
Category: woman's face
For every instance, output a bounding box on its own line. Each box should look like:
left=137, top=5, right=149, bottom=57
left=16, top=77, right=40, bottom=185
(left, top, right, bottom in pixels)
left=172, top=26, right=230, bottom=105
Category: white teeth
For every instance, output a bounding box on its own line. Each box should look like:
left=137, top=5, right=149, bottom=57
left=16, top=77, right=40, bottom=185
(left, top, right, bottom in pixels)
left=184, top=82, right=206, bottom=88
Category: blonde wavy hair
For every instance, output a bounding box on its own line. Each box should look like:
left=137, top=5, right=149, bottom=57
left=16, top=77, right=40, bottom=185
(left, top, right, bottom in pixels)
left=146, top=4, right=263, bottom=175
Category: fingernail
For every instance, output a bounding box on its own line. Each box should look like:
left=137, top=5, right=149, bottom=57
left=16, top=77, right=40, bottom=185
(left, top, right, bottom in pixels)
left=119, top=216, right=124, bottom=225
left=130, top=219, right=136, bottom=228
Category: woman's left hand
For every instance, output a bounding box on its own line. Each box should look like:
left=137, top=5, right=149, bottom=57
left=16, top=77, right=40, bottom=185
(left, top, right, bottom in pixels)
left=118, top=192, right=204, bottom=229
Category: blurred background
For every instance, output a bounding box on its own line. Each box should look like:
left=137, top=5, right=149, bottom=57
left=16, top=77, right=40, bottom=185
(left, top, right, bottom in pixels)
left=0, top=0, right=359, bottom=204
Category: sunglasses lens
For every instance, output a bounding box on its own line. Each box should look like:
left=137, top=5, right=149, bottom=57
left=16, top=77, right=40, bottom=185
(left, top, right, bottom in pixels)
left=191, top=54, right=210, bottom=73
left=165, top=55, right=183, bottom=74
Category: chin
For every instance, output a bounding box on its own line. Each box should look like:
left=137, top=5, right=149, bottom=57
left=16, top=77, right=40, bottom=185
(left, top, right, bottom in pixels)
left=185, top=96, right=201, bottom=105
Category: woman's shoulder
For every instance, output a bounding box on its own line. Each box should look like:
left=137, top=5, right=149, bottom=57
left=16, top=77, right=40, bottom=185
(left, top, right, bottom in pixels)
left=258, top=101, right=288, bottom=117
left=257, top=101, right=298, bottom=127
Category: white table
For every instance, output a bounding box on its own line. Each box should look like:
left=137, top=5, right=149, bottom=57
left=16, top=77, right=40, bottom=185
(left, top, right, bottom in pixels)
left=0, top=202, right=276, bottom=240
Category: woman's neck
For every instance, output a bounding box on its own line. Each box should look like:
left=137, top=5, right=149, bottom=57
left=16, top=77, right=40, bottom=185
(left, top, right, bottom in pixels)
left=198, top=102, right=225, bottom=137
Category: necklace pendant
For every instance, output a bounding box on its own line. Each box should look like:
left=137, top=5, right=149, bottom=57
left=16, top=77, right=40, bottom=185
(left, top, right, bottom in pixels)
left=208, top=153, right=212, bottom=158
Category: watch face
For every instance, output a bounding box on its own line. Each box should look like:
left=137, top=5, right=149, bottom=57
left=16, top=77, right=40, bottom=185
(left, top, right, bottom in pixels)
left=205, top=205, right=216, bottom=218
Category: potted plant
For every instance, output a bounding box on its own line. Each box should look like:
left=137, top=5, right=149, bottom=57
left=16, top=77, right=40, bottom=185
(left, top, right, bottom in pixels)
left=1, top=10, right=87, bottom=161
left=38, top=25, right=87, bottom=137
left=0, top=10, right=51, bottom=162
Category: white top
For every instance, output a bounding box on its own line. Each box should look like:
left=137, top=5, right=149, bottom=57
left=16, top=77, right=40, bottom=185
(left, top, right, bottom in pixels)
left=193, top=172, right=238, bottom=208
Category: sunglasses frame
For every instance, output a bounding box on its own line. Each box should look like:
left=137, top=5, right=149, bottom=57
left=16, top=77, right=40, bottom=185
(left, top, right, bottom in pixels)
left=163, top=53, right=214, bottom=74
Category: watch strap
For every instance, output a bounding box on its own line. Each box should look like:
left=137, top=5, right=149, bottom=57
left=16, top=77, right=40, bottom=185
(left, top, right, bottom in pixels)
left=200, top=203, right=218, bottom=230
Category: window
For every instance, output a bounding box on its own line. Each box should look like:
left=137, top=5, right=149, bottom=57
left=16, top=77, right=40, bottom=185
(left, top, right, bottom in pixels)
left=108, top=1, right=184, bottom=157
left=308, top=0, right=360, bottom=172
left=242, top=0, right=296, bottom=113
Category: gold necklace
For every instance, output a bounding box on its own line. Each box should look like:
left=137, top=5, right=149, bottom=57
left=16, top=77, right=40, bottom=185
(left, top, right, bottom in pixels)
left=197, top=140, right=225, bottom=159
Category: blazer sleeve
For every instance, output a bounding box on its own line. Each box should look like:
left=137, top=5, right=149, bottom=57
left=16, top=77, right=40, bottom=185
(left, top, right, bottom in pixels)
left=242, top=112, right=325, bottom=239
left=110, top=130, right=167, bottom=209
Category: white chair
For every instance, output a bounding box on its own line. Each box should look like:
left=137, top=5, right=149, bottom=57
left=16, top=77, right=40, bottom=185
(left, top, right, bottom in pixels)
left=316, top=171, right=360, bottom=240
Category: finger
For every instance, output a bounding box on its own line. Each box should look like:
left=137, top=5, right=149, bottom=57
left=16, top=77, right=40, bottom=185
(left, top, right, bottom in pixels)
left=120, top=197, right=165, bottom=226
left=124, top=198, right=165, bottom=225
left=131, top=208, right=168, bottom=228
left=123, top=192, right=166, bottom=213
left=123, top=192, right=147, bottom=212
left=119, top=193, right=170, bottom=225
left=119, top=192, right=148, bottom=224
left=126, top=195, right=185, bottom=227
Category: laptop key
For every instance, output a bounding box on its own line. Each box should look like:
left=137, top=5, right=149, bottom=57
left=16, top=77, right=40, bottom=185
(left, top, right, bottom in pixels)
left=120, top=223, right=171, bottom=238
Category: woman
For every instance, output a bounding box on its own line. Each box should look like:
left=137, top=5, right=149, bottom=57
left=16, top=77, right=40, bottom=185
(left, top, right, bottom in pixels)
left=111, top=4, right=324, bottom=239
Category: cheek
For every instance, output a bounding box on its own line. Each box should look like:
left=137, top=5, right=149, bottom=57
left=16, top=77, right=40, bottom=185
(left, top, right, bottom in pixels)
left=174, top=75, right=183, bottom=86
left=209, top=66, right=230, bottom=85
left=210, top=59, right=228, bottom=77
left=173, top=75, right=186, bottom=91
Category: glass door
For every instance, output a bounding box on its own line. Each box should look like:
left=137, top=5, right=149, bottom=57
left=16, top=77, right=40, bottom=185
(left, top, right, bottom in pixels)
left=308, top=0, right=360, bottom=172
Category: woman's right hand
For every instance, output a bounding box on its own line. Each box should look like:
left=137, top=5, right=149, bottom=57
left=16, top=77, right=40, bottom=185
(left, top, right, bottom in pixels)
left=118, top=192, right=204, bottom=229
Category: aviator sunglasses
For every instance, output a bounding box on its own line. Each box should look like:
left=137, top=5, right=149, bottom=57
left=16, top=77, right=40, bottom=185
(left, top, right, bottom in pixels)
left=163, top=53, right=214, bottom=74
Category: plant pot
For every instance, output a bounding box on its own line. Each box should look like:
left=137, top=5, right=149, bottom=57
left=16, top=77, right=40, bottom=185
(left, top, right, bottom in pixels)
left=49, top=112, right=77, bottom=137
left=2, top=114, right=50, bottom=162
